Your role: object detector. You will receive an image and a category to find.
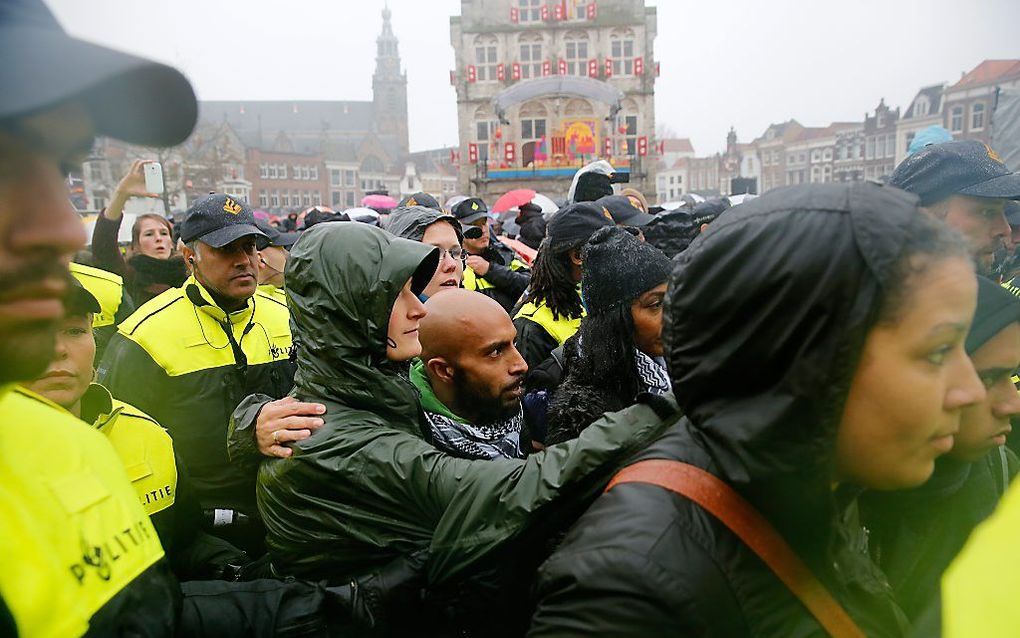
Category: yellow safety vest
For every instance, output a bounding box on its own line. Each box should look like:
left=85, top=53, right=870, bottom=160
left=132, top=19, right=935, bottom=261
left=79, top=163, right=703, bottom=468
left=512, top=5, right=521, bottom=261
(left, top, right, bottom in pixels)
left=70, top=262, right=124, bottom=328
left=463, top=259, right=529, bottom=293
left=0, top=386, right=164, bottom=638
left=943, top=477, right=1020, bottom=636
left=514, top=299, right=584, bottom=345
left=83, top=383, right=178, bottom=516
left=258, top=283, right=288, bottom=306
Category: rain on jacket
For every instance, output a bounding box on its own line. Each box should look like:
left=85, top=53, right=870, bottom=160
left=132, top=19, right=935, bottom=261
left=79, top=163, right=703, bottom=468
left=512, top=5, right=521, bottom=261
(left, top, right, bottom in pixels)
left=513, top=298, right=583, bottom=370
left=97, top=276, right=295, bottom=515
left=531, top=183, right=922, bottom=637
left=254, top=222, right=672, bottom=598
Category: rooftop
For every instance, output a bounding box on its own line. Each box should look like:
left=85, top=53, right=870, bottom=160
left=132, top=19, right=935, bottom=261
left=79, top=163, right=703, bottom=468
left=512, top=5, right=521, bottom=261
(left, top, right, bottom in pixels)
left=951, top=60, right=1020, bottom=90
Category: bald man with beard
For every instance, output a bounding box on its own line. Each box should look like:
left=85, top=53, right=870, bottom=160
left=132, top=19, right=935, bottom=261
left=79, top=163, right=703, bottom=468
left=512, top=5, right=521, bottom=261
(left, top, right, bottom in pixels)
left=411, top=289, right=530, bottom=459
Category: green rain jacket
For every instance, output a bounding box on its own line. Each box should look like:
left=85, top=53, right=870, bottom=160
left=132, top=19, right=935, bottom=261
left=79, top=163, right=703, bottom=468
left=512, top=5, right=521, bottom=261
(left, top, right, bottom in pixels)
left=255, top=221, right=673, bottom=587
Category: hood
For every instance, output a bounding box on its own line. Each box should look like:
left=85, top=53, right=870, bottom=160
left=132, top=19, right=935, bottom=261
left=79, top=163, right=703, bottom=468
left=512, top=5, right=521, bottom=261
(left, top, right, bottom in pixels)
left=664, top=182, right=924, bottom=554
left=386, top=205, right=463, bottom=244
left=567, top=160, right=614, bottom=203
left=286, top=222, right=439, bottom=425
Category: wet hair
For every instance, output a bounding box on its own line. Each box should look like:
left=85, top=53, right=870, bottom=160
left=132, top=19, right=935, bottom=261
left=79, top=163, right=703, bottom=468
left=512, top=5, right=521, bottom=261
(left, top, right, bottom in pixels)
left=567, top=303, right=641, bottom=403
left=876, top=213, right=972, bottom=325
left=131, top=214, right=173, bottom=251
left=528, top=237, right=586, bottom=320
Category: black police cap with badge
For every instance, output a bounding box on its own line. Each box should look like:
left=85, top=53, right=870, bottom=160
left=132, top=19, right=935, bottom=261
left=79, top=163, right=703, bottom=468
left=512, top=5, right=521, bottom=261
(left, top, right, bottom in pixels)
left=453, top=198, right=489, bottom=239
left=889, top=140, right=1020, bottom=206
left=179, top=194, right=267, bottom=248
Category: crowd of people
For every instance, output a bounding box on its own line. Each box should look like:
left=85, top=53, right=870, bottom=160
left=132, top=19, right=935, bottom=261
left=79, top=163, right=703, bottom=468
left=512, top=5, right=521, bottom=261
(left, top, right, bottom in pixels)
left=5, top=0, right=1020, bottom=636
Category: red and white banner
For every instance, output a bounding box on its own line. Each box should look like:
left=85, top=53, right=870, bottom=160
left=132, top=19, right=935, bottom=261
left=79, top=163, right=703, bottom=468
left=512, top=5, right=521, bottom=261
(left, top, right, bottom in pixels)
left=512, top=62, right=521, bottom=81
left=497, top=63, right=505, bottom=81
left=558, top=58, right=567, bottom=75
left=504, top=142, right=516, bottom=163
left=467, top=65, right=476, bottom=83
left=468, top=143, right=478, bottom=164
left=510, top=7, right=519, bottom=23
left=634, top=56, right=644, bottom=75
left=586, top=1, right=597, bottom=19
left=540, top=4, right=549, bottom=20
left=553, top=2, right=564, bottom=20
left=637, top=136, right=648, bottom=156
left=603, top=137, right=613, bottom=157
left=542, top=60, right=551, bottom=76
left=449, top=149, right=460, bottom=163
left=588, top=58, right=598, bottom=77
left=604, top=58, right=613, bottom=78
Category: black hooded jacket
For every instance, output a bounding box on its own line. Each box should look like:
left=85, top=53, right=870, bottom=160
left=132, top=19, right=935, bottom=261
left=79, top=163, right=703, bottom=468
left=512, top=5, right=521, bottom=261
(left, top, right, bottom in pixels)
left=531, top=183, right=923, bottom=637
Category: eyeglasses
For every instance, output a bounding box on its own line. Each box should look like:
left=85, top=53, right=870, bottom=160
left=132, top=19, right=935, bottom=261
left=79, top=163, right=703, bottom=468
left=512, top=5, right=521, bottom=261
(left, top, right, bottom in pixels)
left=438, top=247, right=466, bottom=261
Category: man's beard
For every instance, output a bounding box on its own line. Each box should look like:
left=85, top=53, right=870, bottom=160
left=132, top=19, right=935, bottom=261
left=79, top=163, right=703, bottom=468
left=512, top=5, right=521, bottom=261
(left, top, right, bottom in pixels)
left=0, top=260, right=71, bottom=384
left=451, top=368, right=521, bottom=424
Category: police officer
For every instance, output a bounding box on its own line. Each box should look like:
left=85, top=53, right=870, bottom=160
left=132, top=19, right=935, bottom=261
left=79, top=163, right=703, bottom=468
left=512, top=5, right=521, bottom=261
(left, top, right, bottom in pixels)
left=0, top=0, right=196, bottom=632
left=454, top=197, right=531, bottom=313
left=23, top=281, right=252, bottom=581
left=254, top=219, right=299, bottom=304
left=98, top=194, right=294, bottom=552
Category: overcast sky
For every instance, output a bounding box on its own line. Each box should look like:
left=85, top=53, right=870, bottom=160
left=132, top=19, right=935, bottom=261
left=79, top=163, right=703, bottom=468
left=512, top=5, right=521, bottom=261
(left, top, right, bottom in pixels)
left=50, top=0, right=1020, bottom=155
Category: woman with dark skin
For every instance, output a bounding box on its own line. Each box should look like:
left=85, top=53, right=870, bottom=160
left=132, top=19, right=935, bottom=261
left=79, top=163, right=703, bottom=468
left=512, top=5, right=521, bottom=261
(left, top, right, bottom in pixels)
left=91, top=159, right=188, bottom=303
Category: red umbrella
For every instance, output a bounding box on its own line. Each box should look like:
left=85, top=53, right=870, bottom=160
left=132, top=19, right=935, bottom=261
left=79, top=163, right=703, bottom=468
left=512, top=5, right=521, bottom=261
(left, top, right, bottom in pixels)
left=492, top=189, right=537, bottom=213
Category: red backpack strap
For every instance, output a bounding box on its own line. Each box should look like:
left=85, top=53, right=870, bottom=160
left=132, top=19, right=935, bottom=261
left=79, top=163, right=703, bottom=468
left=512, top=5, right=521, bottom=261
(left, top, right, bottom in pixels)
left=606, top=459, right=866, bottom=638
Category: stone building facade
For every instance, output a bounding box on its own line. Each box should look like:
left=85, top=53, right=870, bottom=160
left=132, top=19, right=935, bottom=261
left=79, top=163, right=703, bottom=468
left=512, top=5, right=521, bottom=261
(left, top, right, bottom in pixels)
left=450, top=0, right=658, bottom=202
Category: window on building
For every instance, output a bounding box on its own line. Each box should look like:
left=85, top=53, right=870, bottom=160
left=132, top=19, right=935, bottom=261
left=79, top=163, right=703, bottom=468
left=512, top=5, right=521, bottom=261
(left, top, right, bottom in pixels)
left=810, top=150, right=821, bottom=163
left=519, top=35, right=543, bottom=79
left=310, top=166, right=318, bottom=180
left=823, top=149, right=832, bottom=161
left=260, top=164, right=269, bottom=179
left=474, top=37, right=498, bottom=82
left=521, top=118, right=546, bottom=140
left=865, top=138, right=875, bottom=160
left=270, top=190, right=279, bottom=207
left=313, top=191, right=321, bottom=205
left=258, top=192, right=268, bottom=207
left=950, top=106, right=964, bottom=132
left=344, top=170, right=356, bottom=186
left=301, top=166, right=310, bottom=180
left=302, top=192, right=311, bottom=207
left=622, top=114, right=637, bottom=155
left=564, top=34, right=589, bottom=76
left=518, top=0, right=541, bottom=22
left=914, top=96, right=930, bottom=117
left=331, top=191, right=342, bottom=206
left=345, top=191, right=356, bottom=207
left=610, top=33, right=635, bottom=75
left=572, top=1, right=593, bottom=19
left=330, top=169, right=341, bottom=187
left=281, top=191, right=290, bottom=207
left=972, top=103, right=986, bottom=131
left=885, top=135, right=895, bottom=158
left=269, top=164, right=278, bottom=179
left=279, top=164, right=288, bottom=179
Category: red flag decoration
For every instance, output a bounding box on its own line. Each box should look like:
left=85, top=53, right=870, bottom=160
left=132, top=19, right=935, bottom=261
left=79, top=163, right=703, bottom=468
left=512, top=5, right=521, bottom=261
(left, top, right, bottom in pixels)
left=540, top=4, right=549, bottom=20
left=655, top=61, right=660, bottom=77
left=512, top=62, right=521, bottom=81
left=468, top=143, right=478, bottom=164
left=604, top=58, right=613, bottom=78
left=634, top=56, right=644, bottom=75
left=558, top=58, right=567, bottom=75
left=658, top=140, right=665, bottom=155
left=467, top=65, right=476, bottom=83
left=554, top=2, right=564, bottom=20
left=637, top=136, right=648, bottom=156
left=449, top=70, right=456, bottom=85
left=497, top=63, right=505, bottom=81
left=510, top=6, right=519, bottom=22
left=449, top=148, right=460, bottom=163
left=504, top=143, right=516, bottom=163
left=603, top=137, right=613, bottom=157
left=588, top=58, right=598, bottom=77
left=586, top=1, right=597, bottom=19
left=542, top=60, right=551, bottom=76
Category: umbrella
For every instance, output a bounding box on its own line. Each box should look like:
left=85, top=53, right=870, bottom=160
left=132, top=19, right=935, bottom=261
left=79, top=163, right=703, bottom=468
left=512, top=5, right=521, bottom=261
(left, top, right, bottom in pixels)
left=253, top=209, right=271, bottom=221
left=445, top=195, right=468, bottom=211
left=361, top=194, right=398, bottom=209
left=531, top=193, right=558, bottom=214
left=498, top=236, right=537, bottom=265
left=492, top=189, right=537, bottom=213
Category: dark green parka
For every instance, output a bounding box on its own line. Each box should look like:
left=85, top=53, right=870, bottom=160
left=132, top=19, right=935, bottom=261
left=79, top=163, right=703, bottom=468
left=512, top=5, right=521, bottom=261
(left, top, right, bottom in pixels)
left=256, top=221, right=671, bottom=589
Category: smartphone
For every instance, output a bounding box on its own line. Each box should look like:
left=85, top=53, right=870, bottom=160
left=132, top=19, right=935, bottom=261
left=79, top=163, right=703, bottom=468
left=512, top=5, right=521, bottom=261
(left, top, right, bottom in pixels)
left=144, top=162, right=164, bottom=194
